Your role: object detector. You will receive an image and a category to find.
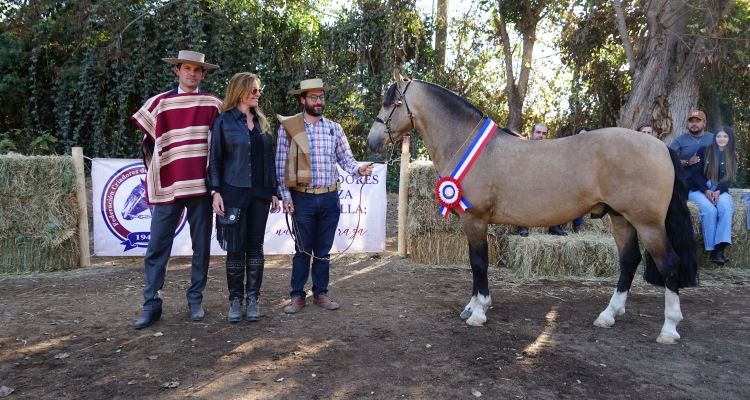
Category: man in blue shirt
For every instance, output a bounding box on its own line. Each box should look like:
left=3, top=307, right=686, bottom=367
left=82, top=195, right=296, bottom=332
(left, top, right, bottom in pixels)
left=668, top=110, right=714, bottom=179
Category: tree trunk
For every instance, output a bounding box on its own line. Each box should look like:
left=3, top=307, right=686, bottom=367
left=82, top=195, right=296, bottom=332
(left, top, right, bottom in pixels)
left=493, top=2, right=541, bottom=135
left=435, top=0, right=448, bottom=76
left=619, top=0, right=734, bottom=143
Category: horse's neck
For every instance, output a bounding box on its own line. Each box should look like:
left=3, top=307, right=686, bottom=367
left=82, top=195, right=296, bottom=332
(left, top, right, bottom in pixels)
left=407, top=82, right=488, bottom=176
left=417, top=115, right=486, bottom=177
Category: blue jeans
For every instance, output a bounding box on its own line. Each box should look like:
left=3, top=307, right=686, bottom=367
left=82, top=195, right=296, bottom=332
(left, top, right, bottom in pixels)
left=573, top=216, right=584, bottom=227
left=688, top=190, right=734, bottom=251
left=142, top=195, right=213, bottom=310
left=289, top=190, right=340, bottom=299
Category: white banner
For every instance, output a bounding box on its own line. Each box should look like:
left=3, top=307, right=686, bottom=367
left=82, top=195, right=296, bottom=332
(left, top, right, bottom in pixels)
left=92, top=159, right=386, bottom=256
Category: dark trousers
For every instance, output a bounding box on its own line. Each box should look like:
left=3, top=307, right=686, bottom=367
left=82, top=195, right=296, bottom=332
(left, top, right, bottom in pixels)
left=141, top=195, right=213, bottom=311
left=289, top=190, right=340, bottom=299
left=226, top=197, right=271, bottom=301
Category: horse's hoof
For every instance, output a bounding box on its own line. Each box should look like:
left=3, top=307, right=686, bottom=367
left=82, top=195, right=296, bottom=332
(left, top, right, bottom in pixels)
left=466, top=315, right=486, bottom=326
left=656, top=333, right=679, bottom=344
left=460, top=309, right=472, bottom=319
left=593, top=316, right=614, bottom=328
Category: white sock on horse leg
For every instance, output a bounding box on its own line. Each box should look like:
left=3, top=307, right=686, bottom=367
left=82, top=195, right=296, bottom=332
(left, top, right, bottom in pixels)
left=657, top=288, right=683, bottom=344
left=594, top=289, right=628, bottom=328
left=466, top=294, right=491, bottom=326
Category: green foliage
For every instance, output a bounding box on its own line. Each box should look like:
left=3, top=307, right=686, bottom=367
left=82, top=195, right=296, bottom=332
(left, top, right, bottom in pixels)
left=0, top=0, right=435, bottom=168
left=557, top=1, right=633, bottom=134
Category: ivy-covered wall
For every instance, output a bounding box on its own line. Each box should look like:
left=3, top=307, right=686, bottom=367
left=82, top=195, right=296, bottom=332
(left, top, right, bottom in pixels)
left=0, top=0, right=435, bottom=168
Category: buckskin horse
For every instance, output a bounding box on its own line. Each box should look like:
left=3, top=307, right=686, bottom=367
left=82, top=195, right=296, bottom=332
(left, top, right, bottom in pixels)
left=367, top=73, right=698, bottom=344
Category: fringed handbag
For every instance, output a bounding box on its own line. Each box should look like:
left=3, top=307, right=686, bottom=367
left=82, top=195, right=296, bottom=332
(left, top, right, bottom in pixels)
left=216, top=207, right=246, bottom=252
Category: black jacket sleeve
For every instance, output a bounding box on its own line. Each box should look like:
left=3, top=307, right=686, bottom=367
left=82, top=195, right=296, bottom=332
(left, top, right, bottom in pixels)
left=207, top=115, right=224, bottom=192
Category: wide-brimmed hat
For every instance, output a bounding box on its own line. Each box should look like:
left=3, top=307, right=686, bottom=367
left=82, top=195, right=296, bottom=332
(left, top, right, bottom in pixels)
left=162, top=50, right=219, bottom=70
left=687, top=110, right=706, bottom=122
left=288, top=78, right=336, bottom=95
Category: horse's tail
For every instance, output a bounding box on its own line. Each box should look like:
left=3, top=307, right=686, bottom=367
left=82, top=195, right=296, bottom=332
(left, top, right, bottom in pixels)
left=643, top=148, right=699, bottom=288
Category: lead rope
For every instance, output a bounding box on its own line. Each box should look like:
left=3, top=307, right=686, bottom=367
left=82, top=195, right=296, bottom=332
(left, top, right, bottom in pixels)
left=284, top=178, right=368, bottom=261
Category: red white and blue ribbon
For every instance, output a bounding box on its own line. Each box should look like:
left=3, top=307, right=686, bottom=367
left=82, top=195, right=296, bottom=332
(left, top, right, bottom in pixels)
left=436, top=117, right=497, bottom=218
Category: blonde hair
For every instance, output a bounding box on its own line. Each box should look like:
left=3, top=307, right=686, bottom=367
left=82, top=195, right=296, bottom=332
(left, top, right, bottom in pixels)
left=222, top=72, right=271, bottom=135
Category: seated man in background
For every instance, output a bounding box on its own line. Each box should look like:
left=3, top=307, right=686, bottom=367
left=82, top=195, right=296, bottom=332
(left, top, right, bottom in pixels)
left=517, top=123, right=568, bottom=237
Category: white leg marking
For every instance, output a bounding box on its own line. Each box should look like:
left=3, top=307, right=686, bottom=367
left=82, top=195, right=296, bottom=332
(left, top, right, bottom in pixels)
left=656, top=288, right=683, bottom=344
left=466, top=294, right=491, bottom=326
left=460, top=296, right=478, bottom=319
left=593, top=290, right=628, bottom=328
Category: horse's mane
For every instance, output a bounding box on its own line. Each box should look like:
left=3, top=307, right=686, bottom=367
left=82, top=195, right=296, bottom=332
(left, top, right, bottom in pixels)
left=383, top=79, right=521, bottom=138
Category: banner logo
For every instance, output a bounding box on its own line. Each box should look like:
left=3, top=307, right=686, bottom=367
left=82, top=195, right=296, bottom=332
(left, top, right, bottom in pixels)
left=100, top=163, right=186, bottom=251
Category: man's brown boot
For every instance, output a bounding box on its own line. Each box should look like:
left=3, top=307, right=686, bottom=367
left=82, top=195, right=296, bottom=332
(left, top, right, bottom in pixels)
left=283, top=296, right=306, bottom=314
left=313, top=294, right=340, bottom=310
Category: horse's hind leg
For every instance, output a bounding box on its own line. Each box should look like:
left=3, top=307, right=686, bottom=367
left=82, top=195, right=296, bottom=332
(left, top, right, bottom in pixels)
left=639, top=228, right=684, bottom=344
left=594, top=214, right=641, bottom=328
left=459, top=215, right=491, bottom=326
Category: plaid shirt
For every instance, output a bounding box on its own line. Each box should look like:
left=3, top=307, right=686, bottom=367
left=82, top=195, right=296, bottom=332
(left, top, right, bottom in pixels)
left=276, top=115, right=360, bottom=201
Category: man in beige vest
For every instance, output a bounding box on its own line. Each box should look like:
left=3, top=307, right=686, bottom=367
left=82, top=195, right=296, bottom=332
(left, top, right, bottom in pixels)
left=275, top=78, right=374, bottom=314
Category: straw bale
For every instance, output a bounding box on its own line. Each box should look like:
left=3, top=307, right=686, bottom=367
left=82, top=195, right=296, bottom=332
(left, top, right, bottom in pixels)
left=0, top=154, right=80, bottom=273
left=408, top=233, right=505, bottom=266
left=500, top=233, right=620, bottom=278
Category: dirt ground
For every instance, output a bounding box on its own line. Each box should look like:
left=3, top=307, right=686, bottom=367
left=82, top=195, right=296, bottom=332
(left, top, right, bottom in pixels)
left=2, top=194, right=750, bottom=399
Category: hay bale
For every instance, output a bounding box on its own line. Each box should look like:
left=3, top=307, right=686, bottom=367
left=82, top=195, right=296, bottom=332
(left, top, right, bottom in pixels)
left=500, top=233, right=620, bottom=278
left=0, top=154, right=80, bottom=273
left=408, top=233, right=505, bottom=266
left=688, top=195, right=750, bottom=269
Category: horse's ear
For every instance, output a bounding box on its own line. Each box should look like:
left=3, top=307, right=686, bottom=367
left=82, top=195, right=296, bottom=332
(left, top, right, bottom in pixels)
left=392, top=68, right=409, bottom=87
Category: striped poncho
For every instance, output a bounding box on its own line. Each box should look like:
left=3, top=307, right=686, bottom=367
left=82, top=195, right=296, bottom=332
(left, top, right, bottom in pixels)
left=131, top=88, right=223, bottom=204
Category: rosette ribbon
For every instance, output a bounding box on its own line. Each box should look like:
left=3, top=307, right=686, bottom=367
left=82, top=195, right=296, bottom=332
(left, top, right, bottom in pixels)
left=435, top=117, right=497, bottom=218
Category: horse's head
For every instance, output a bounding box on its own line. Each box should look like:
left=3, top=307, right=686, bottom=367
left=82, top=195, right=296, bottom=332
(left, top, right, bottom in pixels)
left=367, top=70, right=417, bottom=154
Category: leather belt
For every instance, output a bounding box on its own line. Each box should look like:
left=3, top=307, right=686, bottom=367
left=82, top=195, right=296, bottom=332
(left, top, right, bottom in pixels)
left=290, top=181, right=340, bottom=194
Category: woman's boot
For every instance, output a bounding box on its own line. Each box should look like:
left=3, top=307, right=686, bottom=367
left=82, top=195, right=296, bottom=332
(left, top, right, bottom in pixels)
left=716, top=242, right=730, bottom=263
left=226, top=261, right=245, bottom=322
left=708, top=249, right=726, bottom=265
left=245, top=259, right=264, bottom=321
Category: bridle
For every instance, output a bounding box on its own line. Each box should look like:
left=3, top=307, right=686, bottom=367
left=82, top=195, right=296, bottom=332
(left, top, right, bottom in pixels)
left=374, top=80, right=415, bottom=165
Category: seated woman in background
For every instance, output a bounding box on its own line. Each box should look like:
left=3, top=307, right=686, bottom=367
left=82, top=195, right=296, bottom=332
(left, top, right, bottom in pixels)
left=687, top=126, right=738, bottom=265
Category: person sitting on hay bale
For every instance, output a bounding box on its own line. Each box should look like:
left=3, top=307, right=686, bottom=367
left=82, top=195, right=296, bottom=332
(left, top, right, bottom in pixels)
left=517, top=123, right=568, bottom=237
left=687, top=126, right=738, bottom=265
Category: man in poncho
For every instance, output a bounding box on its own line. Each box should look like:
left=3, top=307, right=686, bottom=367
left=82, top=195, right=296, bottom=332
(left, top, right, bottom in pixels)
left=131, top=50, right=223, bottom=329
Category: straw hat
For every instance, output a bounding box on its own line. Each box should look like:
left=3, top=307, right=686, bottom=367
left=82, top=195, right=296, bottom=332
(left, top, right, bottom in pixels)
left=162, top=50, right=219, bottom=70
left=288, top=78, right=336, bottom=95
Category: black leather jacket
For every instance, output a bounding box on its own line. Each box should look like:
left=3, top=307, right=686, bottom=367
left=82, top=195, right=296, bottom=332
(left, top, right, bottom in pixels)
left=208, top=108, right=278, bottom=192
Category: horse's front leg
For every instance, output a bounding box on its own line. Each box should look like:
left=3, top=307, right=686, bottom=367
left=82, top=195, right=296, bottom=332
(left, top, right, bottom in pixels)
left=459, top=216, right=491, bottom=326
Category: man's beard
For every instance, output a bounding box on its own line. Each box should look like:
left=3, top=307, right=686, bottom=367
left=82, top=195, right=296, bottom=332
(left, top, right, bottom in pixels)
left=304, top=103, right=324, bottom=117
left=688, top=125, right=703, bottom=135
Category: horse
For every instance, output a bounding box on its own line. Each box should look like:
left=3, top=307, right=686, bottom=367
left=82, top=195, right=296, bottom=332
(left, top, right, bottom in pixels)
left=367, top=73, right=698, bottom=344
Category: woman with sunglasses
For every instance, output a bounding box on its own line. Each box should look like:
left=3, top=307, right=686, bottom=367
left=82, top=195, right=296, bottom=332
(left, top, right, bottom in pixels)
left=208, top=72, right=280, bottom=322
left=687, top=126, right=738, bottom=265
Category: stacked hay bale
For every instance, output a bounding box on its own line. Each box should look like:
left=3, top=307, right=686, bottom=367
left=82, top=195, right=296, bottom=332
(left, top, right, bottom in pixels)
left=406, top=161, right=504, bottom=265
left=0, top=154, right=80, bottom=273
left=407, top=161, right=620, bottom=277
left=688, top=195, right=750, bottom=269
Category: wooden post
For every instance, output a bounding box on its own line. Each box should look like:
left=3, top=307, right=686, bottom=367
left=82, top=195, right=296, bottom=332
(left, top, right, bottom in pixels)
left=72, top=147, right=91, bottom=267
left=397, top=135, right=411, bottom=257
